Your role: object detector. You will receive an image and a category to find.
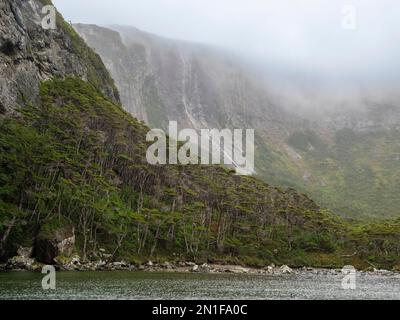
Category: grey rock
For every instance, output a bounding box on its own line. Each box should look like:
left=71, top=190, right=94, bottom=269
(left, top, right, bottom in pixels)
left=35, top=225, right=75, bottom=264
left=229, top=266, right=250, bottom=274
left=98, top=260, right=107, bottom=267
left=0, top=0, right=119, bottom=114
left=101, top=253, right=113, bottom=260
left=279, top=265, right=293, bottom=274
left=6, top=255, right=35, bottom=270
left=162, top=261, right=172, bottom=269
left=373, top=268, right=393, bottom=275
left=265, top=266, right=274, bottom=273
left=71, top=255, right=81, bottom=265
left=17, top=246, right=32, bottom=258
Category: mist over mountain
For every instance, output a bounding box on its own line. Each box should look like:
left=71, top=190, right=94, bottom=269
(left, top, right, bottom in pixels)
left=55, top=0, right=400, bottom=83
left=55, top=0, right=400, bottom=133
left=75, top=23, right=400, bottom=218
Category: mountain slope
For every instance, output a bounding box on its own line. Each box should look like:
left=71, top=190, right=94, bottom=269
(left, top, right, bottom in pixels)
left=1, top=1, right=400, bottom=271
left=0, top=77, right=346, bottom=267
left=2, top=76, right=400, bottom=269
left=74, top=24, right=291, bottom=131
left=75, top=24, right=400, bottom=219
left=0, top=0, right=343, bottom=267
left=74, top=23, right=307, bottom=197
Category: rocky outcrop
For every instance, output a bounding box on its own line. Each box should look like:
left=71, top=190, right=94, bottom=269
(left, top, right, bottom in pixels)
left=0, top=0, right=119, bottom=114
left=5, top=246, right=42, bottom=271
left=34, top=225, right=75, bottom=264
left=74, top=24, right=292, bottom=133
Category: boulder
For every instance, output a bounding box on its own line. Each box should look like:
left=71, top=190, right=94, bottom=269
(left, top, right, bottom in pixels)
left=71, top=255, right=81, bottom=265
left=101, top=253, right=113, bottom=261
left=112, top=261, right=126, bottom=270
left=373, top=268, right=392, bottom=275
left=111, top=261, right=129, bottom=269
left=129, top=265, right=137, bottom=271
left=6, top=246, right=37, bottom=271
left=279, top=265, right=293, bottom=274
left=190, top=263, right=213, bottom=273
left=266, top=266, right=274, bottom=273
left=34, top=220, right=75, bottom=264
left=192, top=264, right=199, bottom=272
left=6, top=255, right=35, bottom=270
left=162, top=261, right=172, bottom=269
left=200, top=263, right=211, bottom=271
left=230, top=266, right=250, bottom=274
left=96, top=260, right=107, bottom=267
left=17, top=246, right=33, bottom=258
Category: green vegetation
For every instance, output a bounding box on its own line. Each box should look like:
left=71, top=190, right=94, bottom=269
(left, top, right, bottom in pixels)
left=1, top=77, right=399, bottom=269
left=285, top=129, right=400, bottom=219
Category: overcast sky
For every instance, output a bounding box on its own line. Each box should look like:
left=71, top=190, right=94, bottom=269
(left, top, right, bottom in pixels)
left=53, top=0, right=400, bottom=83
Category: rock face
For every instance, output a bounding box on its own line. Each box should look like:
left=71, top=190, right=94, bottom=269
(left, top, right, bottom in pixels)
left=35, top=225, right=75, bottom=264
left=0, top=0, right=119, bottom=114
left=74, top=24, right=400, bottom=136
left=74, top=24, right=291, bottom=133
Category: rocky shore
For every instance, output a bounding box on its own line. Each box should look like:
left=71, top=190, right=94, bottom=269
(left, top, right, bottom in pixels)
left=1, top=247, right=398, bottom=277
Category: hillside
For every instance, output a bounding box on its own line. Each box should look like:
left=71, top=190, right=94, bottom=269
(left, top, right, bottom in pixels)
left=0, top=77, right=341, bottom=267
left=1, top=76, right=398, bottom=269
left=74, top=24, right=400, bottom=219
left=0, top=1, right=400, bottom=271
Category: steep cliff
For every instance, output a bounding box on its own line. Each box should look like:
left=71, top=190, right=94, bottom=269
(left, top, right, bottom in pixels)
left=74, top=24, right=294, bottom=133
left=0, top=0, right=119, bottom=114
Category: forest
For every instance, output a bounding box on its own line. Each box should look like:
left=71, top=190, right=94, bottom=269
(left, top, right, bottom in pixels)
left=1, top=77, right=400, bottom=270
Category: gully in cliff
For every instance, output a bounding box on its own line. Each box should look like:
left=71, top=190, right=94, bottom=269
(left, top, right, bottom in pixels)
left=146, top=121, right=255, bottom=175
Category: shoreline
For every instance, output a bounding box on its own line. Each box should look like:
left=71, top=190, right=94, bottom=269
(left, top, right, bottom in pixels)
left=1, top=259, right=399, bottom=277
left=1, top=246, right=398, bottom=276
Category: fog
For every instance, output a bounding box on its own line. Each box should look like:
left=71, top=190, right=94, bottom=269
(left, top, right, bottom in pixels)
left=53, top=0, right=400, bottom=113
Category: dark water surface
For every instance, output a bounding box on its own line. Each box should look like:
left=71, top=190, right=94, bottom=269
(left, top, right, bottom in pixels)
left=0, top=271, right=400, bottom=300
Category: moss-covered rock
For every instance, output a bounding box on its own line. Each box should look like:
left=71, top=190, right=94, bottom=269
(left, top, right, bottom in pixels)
left=34, top=218, right=75, bottom=264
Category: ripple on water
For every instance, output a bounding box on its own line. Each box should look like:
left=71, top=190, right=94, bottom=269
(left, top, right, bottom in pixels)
left=0, top=271, right=399, bottom=300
